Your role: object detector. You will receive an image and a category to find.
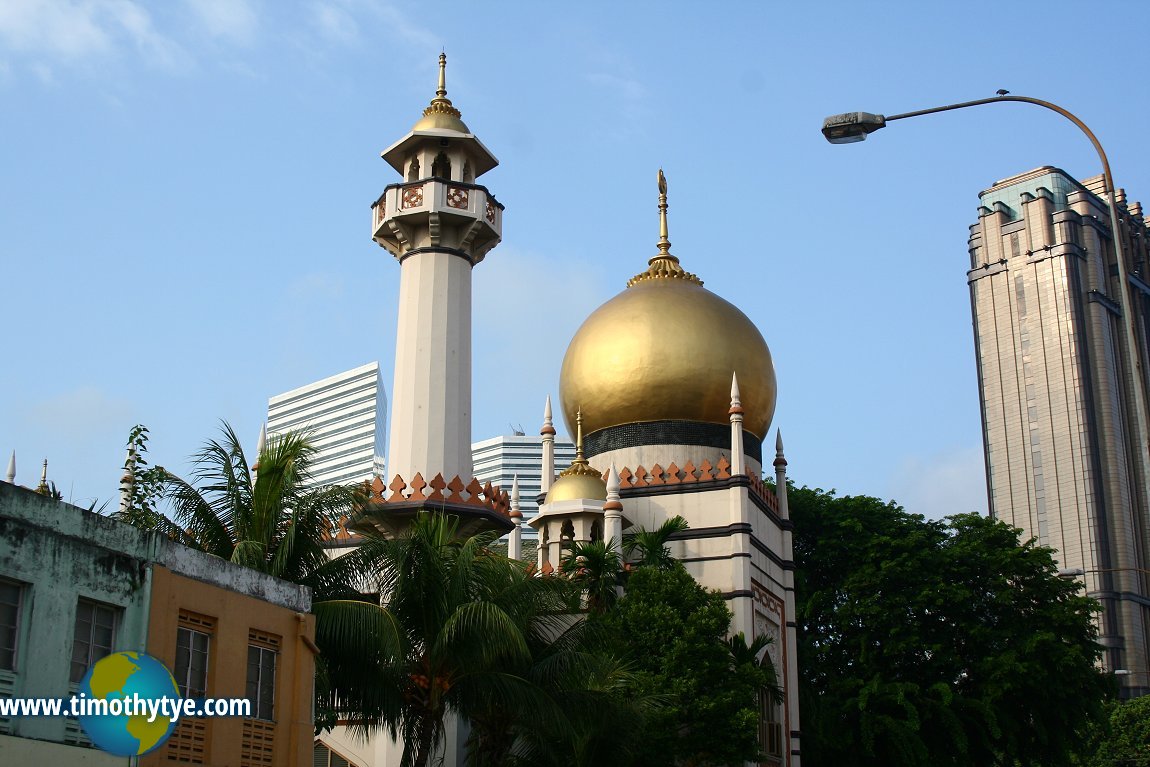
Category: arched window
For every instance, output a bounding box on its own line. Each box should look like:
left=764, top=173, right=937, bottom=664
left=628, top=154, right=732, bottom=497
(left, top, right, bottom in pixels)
left=407, top=157, right=420, bottom=182
left=431, top=151, right=451, bottom=179
left=462, top=160, right=473, bottom=184
left=591, top=519, right=603, bottom=543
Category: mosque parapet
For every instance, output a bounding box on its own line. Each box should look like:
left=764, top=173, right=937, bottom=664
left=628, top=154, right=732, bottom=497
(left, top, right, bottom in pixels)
left=371, top=180, right=503, bottom=262
left=348, top=473, right=514, bottom=538
left=611, top=461, right=779, bottom=515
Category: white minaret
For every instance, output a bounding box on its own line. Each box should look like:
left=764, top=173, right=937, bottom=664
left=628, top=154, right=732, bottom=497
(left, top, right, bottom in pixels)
left=373, top=54, right=502, bottom=486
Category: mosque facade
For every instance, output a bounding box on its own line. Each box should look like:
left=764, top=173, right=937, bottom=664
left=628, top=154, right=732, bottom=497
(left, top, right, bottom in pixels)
left=318, top=56, right=800, bottom=767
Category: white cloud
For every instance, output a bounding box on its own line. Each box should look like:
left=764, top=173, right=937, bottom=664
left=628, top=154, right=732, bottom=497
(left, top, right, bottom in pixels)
left=183, top=0, right=257, bottom=45
left=310, top=1, right=358, bottom=44
left=886, top=444, right=988, bottom=520
left=368, top=1, right=437, bottom=53
left=584, top=60, right=647, bottom=140
left=0, top=0, right=185, bottom=70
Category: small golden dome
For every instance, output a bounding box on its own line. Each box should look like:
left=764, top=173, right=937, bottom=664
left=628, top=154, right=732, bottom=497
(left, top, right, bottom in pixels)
left=545, top=471, right=608, bottom=504
left=412, top=107, right=470, bottom=134
left=559, top=170, right=776, bottom=441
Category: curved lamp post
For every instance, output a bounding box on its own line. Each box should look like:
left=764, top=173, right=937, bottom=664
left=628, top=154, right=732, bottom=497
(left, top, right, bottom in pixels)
left=824, top=96, right=1150, bottom=684
left=822, top=97, right=1149, bottom=485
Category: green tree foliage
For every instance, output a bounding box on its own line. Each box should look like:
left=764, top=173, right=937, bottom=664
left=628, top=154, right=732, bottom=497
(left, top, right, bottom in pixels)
left=110, top=424, right=167, bottom=528
left=1079, top=695, right=1150, bottom=767
left=623, top=515, right=688, bottom=569
left=562, top=539, right=623, bottom=615
left=598, top=564, right=777, bottom=767
left=791, top=486, right=1109, bottom=767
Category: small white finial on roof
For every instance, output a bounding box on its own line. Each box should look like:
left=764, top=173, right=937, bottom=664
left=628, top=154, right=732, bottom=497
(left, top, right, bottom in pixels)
left=541, top=395, right=556, bottom=437
left=5, top=451, right=14, bottom=484
left=253, top=423, right=267, bottom=473
left=776, top=428, right=784, bottom=454
left=730, top=372, right=741, bottom=404
left=511, top=475, right=520, bottom=507
left=606, top=462, right=621, bottom=496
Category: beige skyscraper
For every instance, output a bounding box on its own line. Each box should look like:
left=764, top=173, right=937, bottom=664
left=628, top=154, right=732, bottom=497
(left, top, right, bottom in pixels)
left=968, top=166, right=1150, bottom=695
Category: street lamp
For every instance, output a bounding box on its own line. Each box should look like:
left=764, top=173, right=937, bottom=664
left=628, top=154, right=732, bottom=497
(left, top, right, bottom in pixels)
left=820, top=96, right=1148, bottom=488
left=1059, top=567, right=1150, bottom=579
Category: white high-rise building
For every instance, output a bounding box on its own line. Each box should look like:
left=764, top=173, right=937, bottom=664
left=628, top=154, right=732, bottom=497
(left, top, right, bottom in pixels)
left=267, top=362, right=387, bottom=487
left=472, top=433, right=575, bottom=529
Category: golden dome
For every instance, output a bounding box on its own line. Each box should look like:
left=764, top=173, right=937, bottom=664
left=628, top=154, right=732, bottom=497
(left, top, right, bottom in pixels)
left=559, top=170, right=776, bottom=441
left=544, top=410, right=608, bottom=503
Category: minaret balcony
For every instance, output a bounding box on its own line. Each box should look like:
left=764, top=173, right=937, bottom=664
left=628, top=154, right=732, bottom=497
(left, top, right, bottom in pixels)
left=372, top=179, right=503, bottom=260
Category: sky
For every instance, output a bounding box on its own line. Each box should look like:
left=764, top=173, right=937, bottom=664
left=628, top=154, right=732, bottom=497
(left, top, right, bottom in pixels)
left=2, top=0, right=1149, bottom=519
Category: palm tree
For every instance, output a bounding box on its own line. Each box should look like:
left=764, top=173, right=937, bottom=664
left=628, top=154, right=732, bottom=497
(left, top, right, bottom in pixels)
left=726, top=631, right=783, bottom=707
left=159, top=422, right=361, bottom=588
left=317, top=513, right=566, bottom=767
left=623, top=515, right=689, bottom=569
left=561, top=539, right=623, bottom=615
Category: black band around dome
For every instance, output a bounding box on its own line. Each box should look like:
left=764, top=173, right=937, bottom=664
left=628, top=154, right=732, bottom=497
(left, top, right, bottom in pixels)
left=583, top=420, right=763, bottom=464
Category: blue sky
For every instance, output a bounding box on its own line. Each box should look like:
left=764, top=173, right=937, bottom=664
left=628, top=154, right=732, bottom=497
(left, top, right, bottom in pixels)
left=2, top=0, right=1148, bottom=518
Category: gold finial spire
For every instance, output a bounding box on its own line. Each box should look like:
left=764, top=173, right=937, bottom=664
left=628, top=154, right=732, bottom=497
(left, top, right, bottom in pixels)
left=575, top=408, right=584, bottom=461
left=558, top=407, right=600, bottom=479
left=627, top=169, right=702, bottom=288
left=657, top=168, right=671, bottom=256
left=422, top=53, right=462, bottom=120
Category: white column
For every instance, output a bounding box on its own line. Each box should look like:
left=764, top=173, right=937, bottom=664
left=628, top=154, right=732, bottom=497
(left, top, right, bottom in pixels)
left=774, top=429, right=801, bottom=767
left=603, top=463, right=623, bottom=554
left=540, top=395, right=556, bottom=493
left=729, top=372, right=745, bottom=476
left=508, top=476, right=523, bottom=561
left=119, top=448, right=133, bottom=513
left=386, top=251, right=474, bottom=484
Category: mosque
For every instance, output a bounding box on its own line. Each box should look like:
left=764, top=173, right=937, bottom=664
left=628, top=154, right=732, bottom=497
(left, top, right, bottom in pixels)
left=318, top=56, right=800, bottom=767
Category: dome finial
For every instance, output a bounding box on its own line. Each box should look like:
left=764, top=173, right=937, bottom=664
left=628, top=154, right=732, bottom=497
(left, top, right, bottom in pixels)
left=554, top=407, right=600, bottom=482
left=421, top=52, right=462, bottom=121
left=657, top=168, right=671, bottom=257
left=627, top=169, right=702, bottom=288
left=575, top=407, right=584, bottom=461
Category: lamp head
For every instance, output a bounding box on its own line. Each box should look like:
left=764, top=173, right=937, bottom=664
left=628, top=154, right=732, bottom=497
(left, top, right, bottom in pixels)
left=822, top=111, right=886, bottom=144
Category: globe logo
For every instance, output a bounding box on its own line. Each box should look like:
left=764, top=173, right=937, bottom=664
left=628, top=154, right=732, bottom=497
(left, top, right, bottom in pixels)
left=77, top=651, right=180, bottom=756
